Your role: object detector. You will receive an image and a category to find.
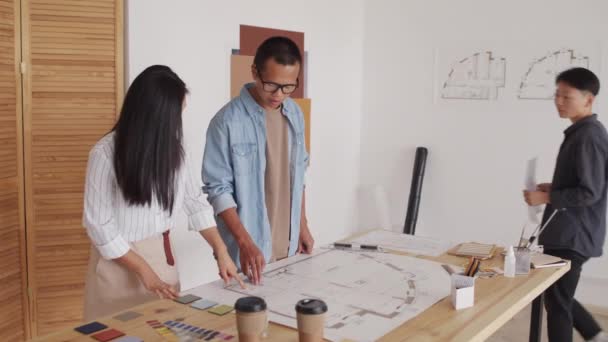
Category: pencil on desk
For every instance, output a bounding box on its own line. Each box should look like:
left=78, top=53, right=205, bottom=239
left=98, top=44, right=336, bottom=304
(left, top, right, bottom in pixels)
left=465, top=258, right=481, bottom=277
left=470, top=259, right=481, bottom=277
left=464, top=257, right=475, bottom=276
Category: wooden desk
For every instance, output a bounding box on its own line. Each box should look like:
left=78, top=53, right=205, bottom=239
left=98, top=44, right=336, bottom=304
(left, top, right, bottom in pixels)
left=379, top=250, right=568, bottom=341
left=32, top=235, right=569, bottom=342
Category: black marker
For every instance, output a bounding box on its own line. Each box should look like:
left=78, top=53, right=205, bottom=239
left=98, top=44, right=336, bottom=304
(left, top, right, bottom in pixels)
left=360, top=244, right=379, bottom=250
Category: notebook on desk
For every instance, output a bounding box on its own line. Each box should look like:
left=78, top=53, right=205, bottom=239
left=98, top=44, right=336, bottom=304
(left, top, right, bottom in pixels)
left=531, top=254, right=567, bottom=269
left=448, top=242, right=497, bottom=260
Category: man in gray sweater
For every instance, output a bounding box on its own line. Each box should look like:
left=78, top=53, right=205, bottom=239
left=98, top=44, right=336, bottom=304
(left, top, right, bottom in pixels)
left=524, top=67, right=607, bottom=342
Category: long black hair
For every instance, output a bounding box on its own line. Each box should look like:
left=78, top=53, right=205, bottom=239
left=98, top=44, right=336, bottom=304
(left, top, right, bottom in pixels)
left=113, top=65, right=187, bottom=214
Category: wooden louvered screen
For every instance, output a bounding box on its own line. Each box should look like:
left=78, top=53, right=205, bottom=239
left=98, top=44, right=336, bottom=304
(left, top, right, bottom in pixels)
left=0, top=0, right=29, bottom=340
left=21, top=0, right=123, bottom=335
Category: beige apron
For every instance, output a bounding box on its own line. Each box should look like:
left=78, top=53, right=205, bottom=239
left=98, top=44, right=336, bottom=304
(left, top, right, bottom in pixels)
left=83, top=232, right=179, bottom=321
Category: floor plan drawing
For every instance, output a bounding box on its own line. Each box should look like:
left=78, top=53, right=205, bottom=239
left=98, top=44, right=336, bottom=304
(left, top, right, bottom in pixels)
left=188, top=249, right=451, bottom=341
left=519, top=48, right=590, bottom=99
left=441, top=51, right=506, bottom=100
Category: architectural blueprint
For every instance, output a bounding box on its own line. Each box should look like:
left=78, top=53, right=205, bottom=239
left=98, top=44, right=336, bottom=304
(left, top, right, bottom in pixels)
left=519, top=48, right=590, bottom=99
left=441, top=51, right=506, bottom=100
left=188, top=249, right=451, bottom=341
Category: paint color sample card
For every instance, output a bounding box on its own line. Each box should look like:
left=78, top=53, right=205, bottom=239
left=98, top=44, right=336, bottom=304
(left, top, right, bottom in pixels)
left=146, top=320, right=178, bottom=342
left=74, top=321, right=108, bottom=335
left=91, top=328, right=125, bottom=342
left=113, top=311, right=142, bottom=322
left=208, top=305, right=234, bottom=316
left=174, top=294, right=201, bottom=304
left=191, top=299, right=218, bottom=310
left=114, top=336, right=143, bottom=342
left=164, top=320, right=234, bottom=341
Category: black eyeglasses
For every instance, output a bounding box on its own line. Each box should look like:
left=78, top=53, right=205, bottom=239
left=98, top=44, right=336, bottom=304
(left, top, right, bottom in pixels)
left=256, top=69, right=299, bottom=95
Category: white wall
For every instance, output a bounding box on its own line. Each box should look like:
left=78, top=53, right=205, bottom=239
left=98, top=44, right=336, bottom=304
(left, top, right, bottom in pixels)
left=127, top=0, right=365, bottom=289
left=360, top=0, right=608, bottom=307
left=127, top=0, right=608, bottom=307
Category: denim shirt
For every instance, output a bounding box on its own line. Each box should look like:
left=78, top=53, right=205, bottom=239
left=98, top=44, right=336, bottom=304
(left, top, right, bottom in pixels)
left=202, top=83, right=309, bottom=266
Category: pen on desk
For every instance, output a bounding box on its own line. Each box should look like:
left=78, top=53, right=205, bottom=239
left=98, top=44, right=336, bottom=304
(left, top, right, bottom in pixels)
left=332, top=242, right=383, bottom=252
left=360, top=244, right=379, bottom=250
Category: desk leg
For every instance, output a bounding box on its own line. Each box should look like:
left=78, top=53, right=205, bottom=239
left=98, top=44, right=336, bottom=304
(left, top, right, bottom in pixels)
left=529, top=293, right=544, bottom=342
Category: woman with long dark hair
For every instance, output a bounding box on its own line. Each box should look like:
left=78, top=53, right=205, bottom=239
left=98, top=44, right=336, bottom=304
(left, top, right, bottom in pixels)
left=82, top=65, right=243, bottom=320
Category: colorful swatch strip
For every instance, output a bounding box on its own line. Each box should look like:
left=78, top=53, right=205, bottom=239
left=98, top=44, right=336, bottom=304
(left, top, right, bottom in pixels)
left=164, top=320, right=234, bottom=341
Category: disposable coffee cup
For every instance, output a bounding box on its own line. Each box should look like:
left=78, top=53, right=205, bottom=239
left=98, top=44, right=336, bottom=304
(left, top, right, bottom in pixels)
left=295, top=299, right=328, bottom=342
left=235, top=296, right=267, bottom=342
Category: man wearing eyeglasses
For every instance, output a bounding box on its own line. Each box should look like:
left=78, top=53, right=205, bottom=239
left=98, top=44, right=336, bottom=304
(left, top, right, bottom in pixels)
left=202, top=37, right=312, bottom=285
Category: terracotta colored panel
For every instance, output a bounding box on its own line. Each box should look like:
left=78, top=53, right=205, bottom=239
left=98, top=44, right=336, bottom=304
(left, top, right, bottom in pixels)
left=230, top=55, right=254, bottom=98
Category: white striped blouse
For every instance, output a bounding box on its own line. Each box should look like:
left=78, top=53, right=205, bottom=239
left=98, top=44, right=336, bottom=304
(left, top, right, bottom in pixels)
left=82, top=132, right=216, bottom=259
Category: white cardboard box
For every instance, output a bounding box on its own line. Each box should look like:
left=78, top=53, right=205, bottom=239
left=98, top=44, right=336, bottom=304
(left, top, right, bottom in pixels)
left=451, top=273, right=475, bottom=310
